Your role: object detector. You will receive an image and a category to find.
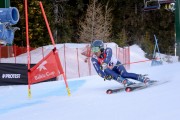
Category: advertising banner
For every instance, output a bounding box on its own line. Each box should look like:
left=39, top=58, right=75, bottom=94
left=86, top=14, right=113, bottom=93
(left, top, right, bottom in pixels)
left=29, top=51, right=60, bottom=84
left=0, top=63, right=56, bottom=86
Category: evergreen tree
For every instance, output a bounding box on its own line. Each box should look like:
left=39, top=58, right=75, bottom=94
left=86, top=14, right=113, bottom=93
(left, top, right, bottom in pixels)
left=78, top=0, right=112, bottom=42
left=117, top=28, right=128, bottom=47
left=103, top=0, right=113, bottom=42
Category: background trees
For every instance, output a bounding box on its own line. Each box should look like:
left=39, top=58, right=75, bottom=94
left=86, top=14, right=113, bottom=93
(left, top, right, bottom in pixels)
left=78, top=0, right=112, bottom=42
left=11, top=0, right=175, bottom=55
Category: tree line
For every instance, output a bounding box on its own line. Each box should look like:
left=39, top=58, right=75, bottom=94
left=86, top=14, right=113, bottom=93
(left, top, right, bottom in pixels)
left=11, top=0, right=175, bottom=57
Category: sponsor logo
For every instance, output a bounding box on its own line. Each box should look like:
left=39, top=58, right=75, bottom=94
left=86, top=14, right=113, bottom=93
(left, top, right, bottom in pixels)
left=2, top=74, right=21, bottom=79
left=34, top=71, right=55, bottom=81
left=37, top=61, right=47, bottom=71
left=33, top=60, right=57, bottom=81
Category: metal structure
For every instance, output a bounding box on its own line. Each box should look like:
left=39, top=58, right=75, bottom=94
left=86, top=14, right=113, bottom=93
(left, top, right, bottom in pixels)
left=0, top=0, right=19, bottom=45
left=143, top=0, right=175, bottom=11
left=143, top=0, right=179, bottom=60
left=151, top=35, right=163, bottom=66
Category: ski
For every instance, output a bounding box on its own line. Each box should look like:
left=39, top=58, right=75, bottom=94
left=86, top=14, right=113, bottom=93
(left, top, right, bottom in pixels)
left=125, top=80, right=169, bottom=92
left=106, top=84, right=143, bottom=94
left=106, top=80, right=168, bottom=94
left=125, top=85, right=144, bottom=92
left=106, top=88, right=125, bottom=94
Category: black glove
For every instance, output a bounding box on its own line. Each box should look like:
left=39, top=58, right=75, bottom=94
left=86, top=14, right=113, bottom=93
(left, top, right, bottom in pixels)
left=104, top=75, right=112, bottom=81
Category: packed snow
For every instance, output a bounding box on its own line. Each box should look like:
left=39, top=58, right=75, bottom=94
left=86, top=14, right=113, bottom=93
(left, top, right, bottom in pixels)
left=0, top=43, right=180, bottom=120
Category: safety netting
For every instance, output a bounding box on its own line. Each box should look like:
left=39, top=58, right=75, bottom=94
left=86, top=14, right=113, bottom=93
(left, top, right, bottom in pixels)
left=0, top=43, right=130, bottom=79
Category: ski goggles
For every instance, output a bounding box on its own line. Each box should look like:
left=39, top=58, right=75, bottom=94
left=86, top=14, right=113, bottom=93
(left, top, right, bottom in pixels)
left=91, top=47, right=100, bottom=53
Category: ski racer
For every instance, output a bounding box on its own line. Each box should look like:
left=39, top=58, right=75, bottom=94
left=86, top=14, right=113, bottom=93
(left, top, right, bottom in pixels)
left=91, top=40, right=150, bottom=86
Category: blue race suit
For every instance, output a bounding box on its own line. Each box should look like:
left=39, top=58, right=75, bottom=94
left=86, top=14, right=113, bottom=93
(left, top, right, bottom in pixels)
left=91, top=47, right=141, bottom=82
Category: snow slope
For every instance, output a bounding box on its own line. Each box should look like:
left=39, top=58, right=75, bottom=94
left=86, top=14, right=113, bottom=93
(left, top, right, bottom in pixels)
left=0, top=44, right=180, bottom=120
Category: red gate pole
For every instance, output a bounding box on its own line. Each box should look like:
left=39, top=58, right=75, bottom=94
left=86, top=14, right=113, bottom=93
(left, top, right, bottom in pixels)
left=39, top=1, right=70, bottom=96
left=25, top=0, right=32, bottom=98
left=39, top=2, right=55, bottom=47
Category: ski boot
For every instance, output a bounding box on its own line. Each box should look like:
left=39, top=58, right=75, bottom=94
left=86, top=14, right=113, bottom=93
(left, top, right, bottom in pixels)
left=116, top=76, right=135, bottom=87
left=122, top=79, right=135, bottom=87
left=138, top=74, right=150, bottom=85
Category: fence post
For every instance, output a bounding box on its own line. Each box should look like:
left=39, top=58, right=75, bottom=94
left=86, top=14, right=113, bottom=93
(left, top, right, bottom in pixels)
left=21, top=46, right=23, bottom=56
left=0, top=45, right=1, bottom=63
left=128, top=46, right=130, bottom=70
left=87, top=44, right=91, bottom=76
left=64, top=44, right=67, bottom=78
left=123, top=47, right=126, bottom=68
left=89, top=58, right=91, bottom=75
left=118, top=47, right=120, bottom=61
left=116, top=45, right=118, bottom=58
left=14, top=45, right=16, bottom=63
left=76, top=48, right=80, bottom=78
left=122, top=48, right=125, bottom=65
left=42, top=46, right=44, bottom=58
